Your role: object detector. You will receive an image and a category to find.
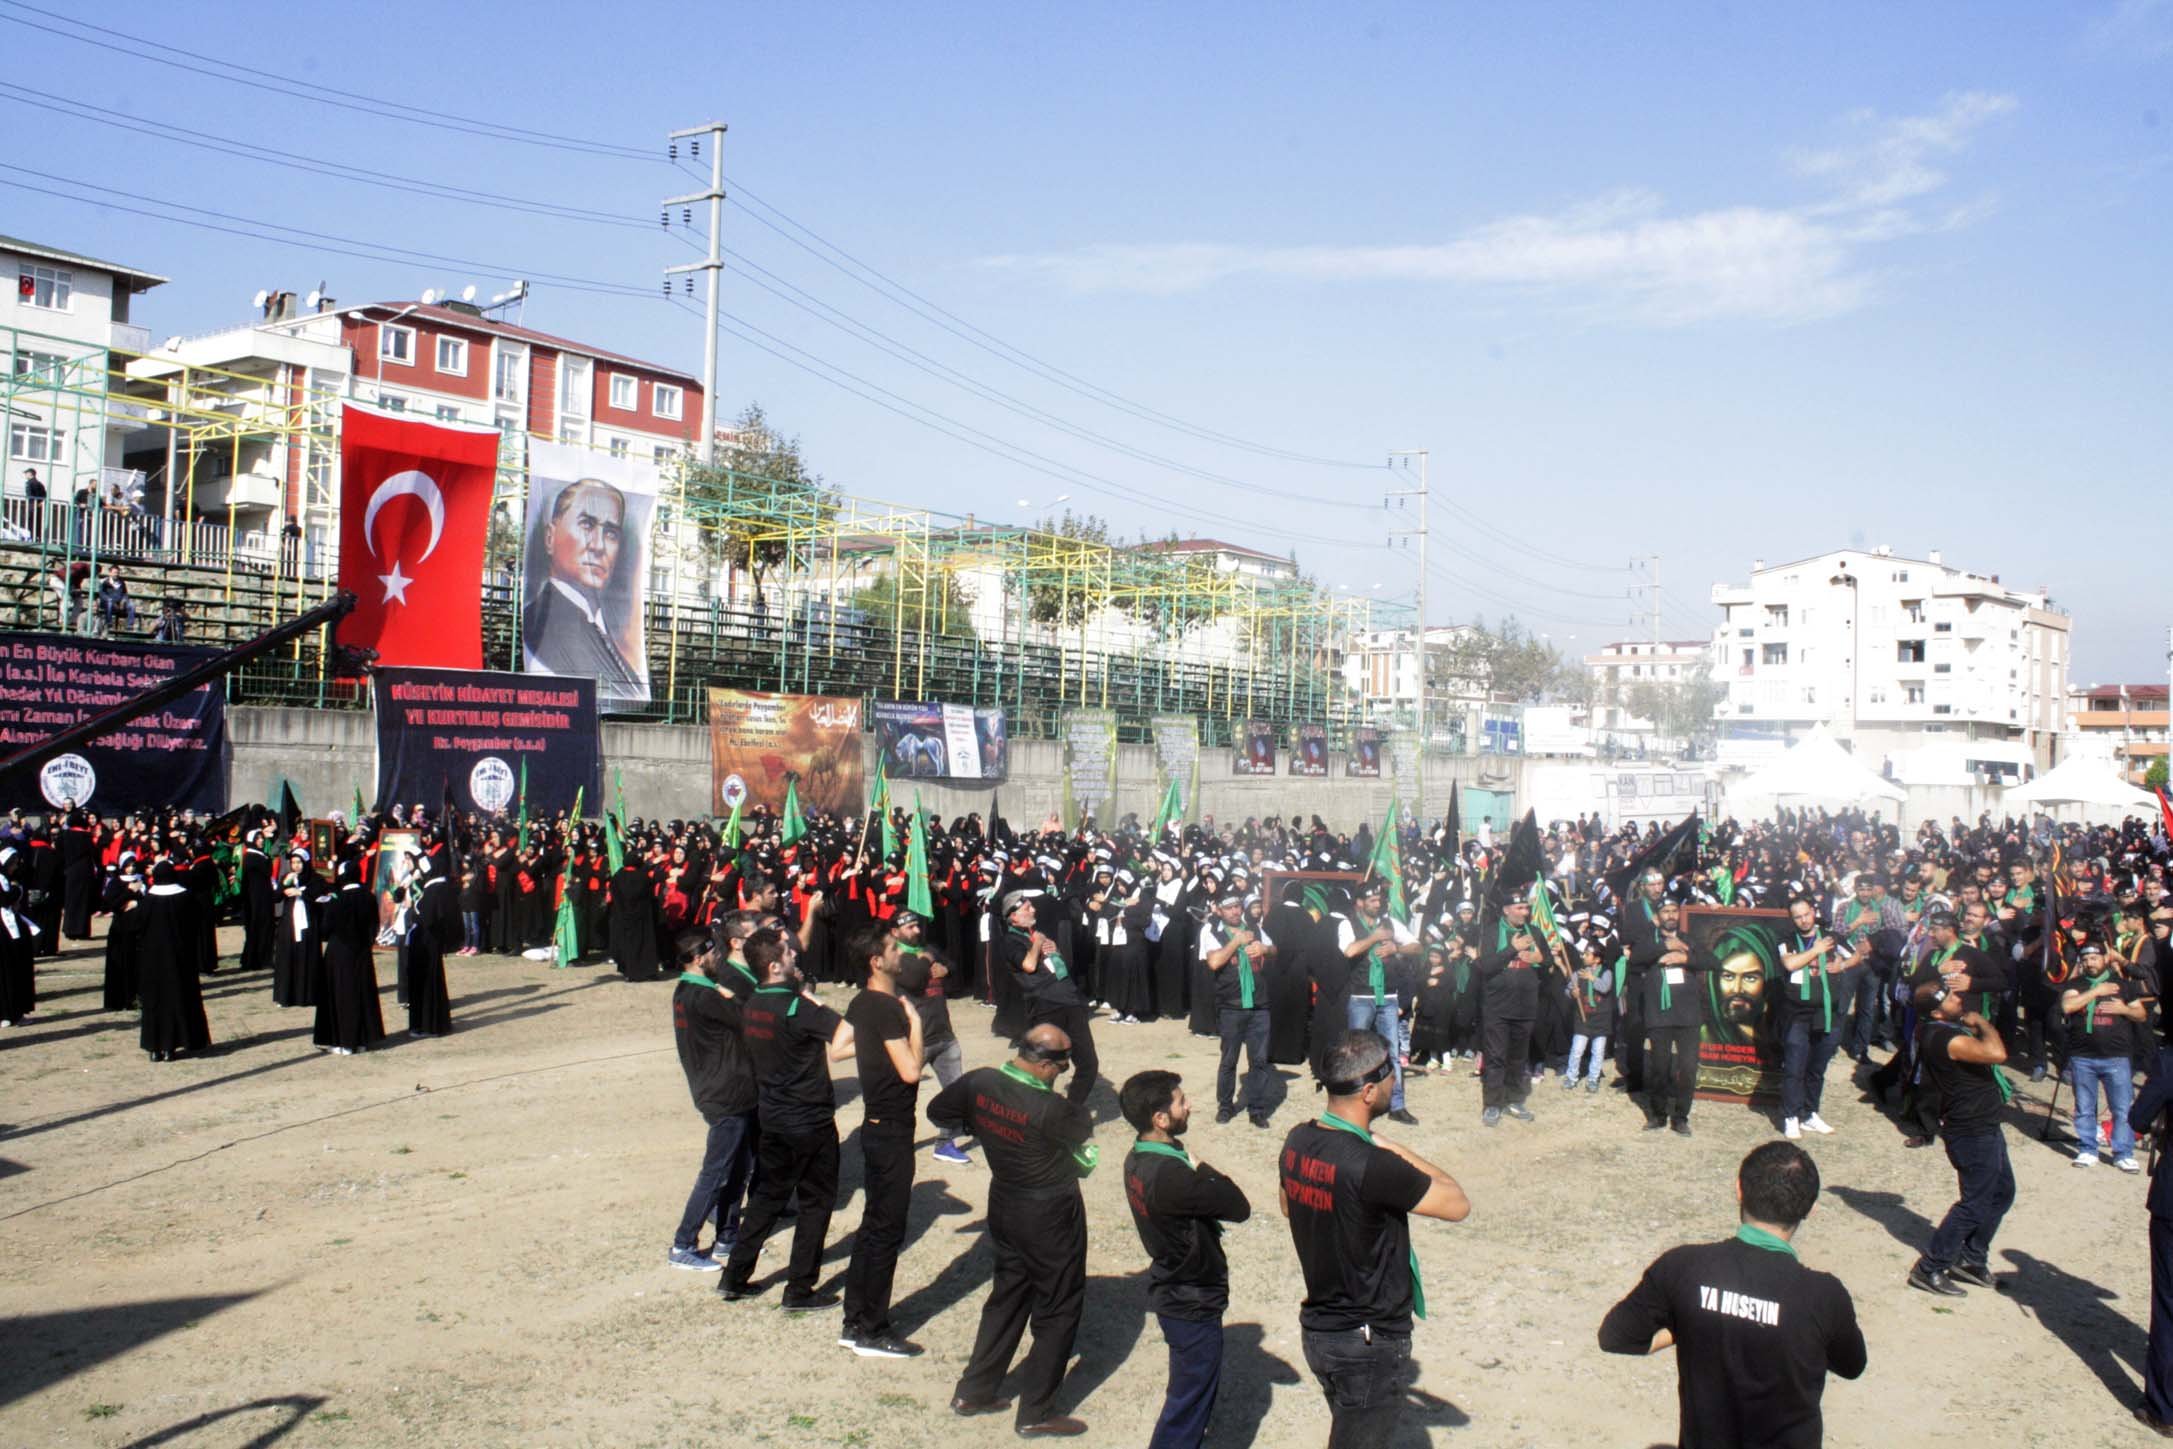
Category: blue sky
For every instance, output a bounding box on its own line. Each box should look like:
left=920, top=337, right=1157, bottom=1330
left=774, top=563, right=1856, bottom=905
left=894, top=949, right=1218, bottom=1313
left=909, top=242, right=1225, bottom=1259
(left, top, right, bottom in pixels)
left=4, top=1, right=2167, bottom=679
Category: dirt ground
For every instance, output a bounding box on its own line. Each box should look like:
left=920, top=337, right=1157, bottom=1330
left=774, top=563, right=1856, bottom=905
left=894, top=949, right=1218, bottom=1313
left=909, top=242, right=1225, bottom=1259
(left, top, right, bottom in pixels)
left=0, top=929, right=2163, bottom=1448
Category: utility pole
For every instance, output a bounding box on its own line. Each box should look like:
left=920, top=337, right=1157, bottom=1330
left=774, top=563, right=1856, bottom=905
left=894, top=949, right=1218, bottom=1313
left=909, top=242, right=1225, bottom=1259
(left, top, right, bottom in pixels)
left=1630, top=554, right=1662, bottom=649
left=664, top=121, right=727, bottom=462
left=1388, top=450, right=1428, bottom=821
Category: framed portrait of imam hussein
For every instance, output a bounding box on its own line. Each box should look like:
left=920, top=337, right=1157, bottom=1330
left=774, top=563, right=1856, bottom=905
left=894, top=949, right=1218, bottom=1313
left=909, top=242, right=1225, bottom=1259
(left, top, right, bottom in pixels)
left=1680, top=905, right=1792, bottom=1105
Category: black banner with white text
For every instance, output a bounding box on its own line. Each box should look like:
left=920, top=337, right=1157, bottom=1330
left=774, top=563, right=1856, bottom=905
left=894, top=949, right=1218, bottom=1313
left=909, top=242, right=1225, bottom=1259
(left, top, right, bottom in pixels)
left=372, top=666, right=601, bottom=818
left=0, top=632, right=227, bottom=814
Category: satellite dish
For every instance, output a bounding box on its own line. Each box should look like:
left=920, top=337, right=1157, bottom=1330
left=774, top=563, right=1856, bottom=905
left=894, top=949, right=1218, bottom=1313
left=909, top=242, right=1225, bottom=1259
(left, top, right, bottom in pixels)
left=252, top=289, right=271, bottom=309
left=460, top=284, right=477, bottom=303
left=162, top=336, right=182, bottom=351
left=305, top=289, right=322, bottom=308
left=421, top=288, right=441, bottom=305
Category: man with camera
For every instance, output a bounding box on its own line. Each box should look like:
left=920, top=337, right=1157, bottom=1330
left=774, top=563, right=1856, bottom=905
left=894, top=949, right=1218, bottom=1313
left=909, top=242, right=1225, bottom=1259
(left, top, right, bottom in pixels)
left=1200, top=892, right=1277, bottom=1127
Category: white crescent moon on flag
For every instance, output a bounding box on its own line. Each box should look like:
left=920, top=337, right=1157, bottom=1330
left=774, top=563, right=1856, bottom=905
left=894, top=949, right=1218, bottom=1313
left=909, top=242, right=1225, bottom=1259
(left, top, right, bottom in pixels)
left=361, top=469, right=446, bottom=562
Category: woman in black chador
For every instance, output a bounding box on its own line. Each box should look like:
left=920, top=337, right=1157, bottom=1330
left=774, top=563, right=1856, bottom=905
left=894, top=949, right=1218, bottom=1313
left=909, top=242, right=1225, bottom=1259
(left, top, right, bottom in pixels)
left=313, top=857, right=385, bottom=1055
left=272, top=849, right=327, bottom=1007
left=101, top=853, right=147, bottom=1010
left=137, top=860, right=211, bottom=1062
left=403, top=854, right=459, bottom=1037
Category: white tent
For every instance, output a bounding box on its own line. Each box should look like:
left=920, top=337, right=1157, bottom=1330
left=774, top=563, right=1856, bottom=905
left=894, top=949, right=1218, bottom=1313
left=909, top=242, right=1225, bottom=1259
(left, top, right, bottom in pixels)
left=2003, top=753, right=2157, bottom=822
left=1724, top=727, right=1906, bottom=817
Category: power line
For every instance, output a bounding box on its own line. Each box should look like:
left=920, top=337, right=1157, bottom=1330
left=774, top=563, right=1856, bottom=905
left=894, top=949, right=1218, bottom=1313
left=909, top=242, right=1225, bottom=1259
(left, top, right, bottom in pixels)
left=1421, top=559, right=1627, bottom=631
left=1426, top=488, right=1632, bottom=574
left=0, top=166, right=655, bottom=299
left=0, top=0, right=656, bottom=160
left=713, top=172, right=1385, bottom=472
left=0, top=83, right=653, bottom=230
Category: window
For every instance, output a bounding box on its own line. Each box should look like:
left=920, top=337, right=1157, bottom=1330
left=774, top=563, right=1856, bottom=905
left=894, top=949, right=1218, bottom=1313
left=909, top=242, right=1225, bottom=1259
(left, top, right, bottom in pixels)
left=609, top=373, right=636, bottom=410
left=380, top=324, right=415, bottom=364
left=17, top=265, right=71, bottom=310
left=1762, top=643, right=1787, bottom=665
left=8, top=421, right=57, bottom=462
left=560, top=356, right=591, bottom=421
left=435, top=336, right=468, bottom=375
left=1801, top=686, right=1817, bottom=704
left=652, top=383, right=683, bottom=421
left=1893, top=570, right=1910, bottom=583
left=1764, top=604, right=1789, bottom=627
left=1933, top=662, right=1952, bottom=675
left=1738, top=648, right=1753, bottom=674
left=1904, top=684, right=1925, bottom=705
left=1901, top=599, right=1924, bottom=624
left=559, top=424, right=581, bottom=445
left=375, top=392, right=408, bottom=412
left=1868, top=687, right=1886, bottom=705
left=494, top=408, right=522, bottom=434
left=1934, top=621, right=1952, bottom=633
left=435, top=405, right=461, bottom=423
left=493, top=342, right=527, bottom=404
left=1932, top=704, right=1953, bottom=715
left=1737, top=627, right=1753, bottom=638
left=654, top=444, right=674, bottom=465
left=1896, top=640, right=1926, bottom=664
left=608, top=436, right=629, bottom=459
left=12, top=349, right=64, bottom=385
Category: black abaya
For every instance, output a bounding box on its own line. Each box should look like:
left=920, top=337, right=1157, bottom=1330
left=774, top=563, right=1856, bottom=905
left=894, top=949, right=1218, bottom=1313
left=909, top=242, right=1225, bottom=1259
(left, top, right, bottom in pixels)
left=137, top=886, right=211, bottom=1057
left=313, top=885, right=385, bottom=1051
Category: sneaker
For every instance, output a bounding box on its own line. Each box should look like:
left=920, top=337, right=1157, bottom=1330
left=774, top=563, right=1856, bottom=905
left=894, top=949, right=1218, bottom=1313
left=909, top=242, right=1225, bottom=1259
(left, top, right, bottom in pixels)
left=1802, top=1114, right=1835, bottom=1135
left=1783, top=1117, right=1802, bottom=1140
left=1562, top=1074, right=1580, bottom=1091
left=851, top=1333, right=924, bottom=1359
left=1503, top=1103, right=1535, bottom=1123
left=668, top=1247, right=723, bottom=1272
left=780, top=1290, right=842, bottom=1313
left=2119, top=1157, right=2143, bottom=1174
left=1584, top=1077, right=1602, bottom=1094
left=1907, top=1264, right=1968, bottom=1297
left=1482, top=1107, right=1502, bottom=1128
left=931, top=1142, right=974, bottom=1167
left=2074, top=1151, right=2098, bottom=1168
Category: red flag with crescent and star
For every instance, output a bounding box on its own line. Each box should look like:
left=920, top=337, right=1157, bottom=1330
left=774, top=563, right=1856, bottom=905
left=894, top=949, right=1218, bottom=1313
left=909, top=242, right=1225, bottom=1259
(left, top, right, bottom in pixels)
left=335, top=403, right=500, bottom=668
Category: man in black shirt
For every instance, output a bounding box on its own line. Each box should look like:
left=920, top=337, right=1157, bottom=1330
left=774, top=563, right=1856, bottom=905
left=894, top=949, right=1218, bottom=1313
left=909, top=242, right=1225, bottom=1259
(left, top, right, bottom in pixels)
left=1121, top=1070, right=1252, bottom=1449
left=668, top=930, right=756, bottom=1272
left=2126, top=1041, right=2173, bottom=1435
left=1907, top=985, right=2013, bottom=1297
left=841, top=926, right=925, bottom=1357
left=1599, top=1142, right=1867, bottom=1448
left=1638, top=899, right=1708, bottom=1136
left=996, top=890, right=1100, bottom=1109
left=719, top=926, right=855, bottom=1311
left=1775, top=897, right=1855, bottom=1141
left=1473, top=897, right=1543, bottom=1127
left=1200, top=893, right=1276, bottom=1127
left=2063, top=940, right=2152, bottom=1172
left=1281, top=1029, right=1470, bottom=1447
left=892, top=911, right=972, bottom=1167
left=930, top=1023, right=1097, bottom=1437
left=1618, top=868, right=1670, bottom=1095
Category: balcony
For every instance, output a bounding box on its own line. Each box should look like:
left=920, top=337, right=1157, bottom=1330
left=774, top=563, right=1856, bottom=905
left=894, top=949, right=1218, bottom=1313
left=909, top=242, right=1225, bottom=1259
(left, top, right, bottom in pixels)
left=189, top=469, right=284, bottom=513
left=109, top=321, right=151, bottom=355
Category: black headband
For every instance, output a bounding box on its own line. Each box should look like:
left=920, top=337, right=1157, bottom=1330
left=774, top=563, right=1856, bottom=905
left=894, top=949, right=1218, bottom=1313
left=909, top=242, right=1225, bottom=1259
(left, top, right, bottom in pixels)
left=1317, top=1056, right=1395, bottom=1095
left=1019, top=1040, right=1071, bottom=1065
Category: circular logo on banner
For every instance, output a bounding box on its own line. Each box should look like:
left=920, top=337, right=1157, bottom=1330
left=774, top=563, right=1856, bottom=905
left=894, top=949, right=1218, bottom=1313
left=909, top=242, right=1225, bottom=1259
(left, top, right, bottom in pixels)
left=470, top=757, right=516, bottom=814
left=38, top=754, right=96, bottom=809
left=720, top=773, right=748, bottom=810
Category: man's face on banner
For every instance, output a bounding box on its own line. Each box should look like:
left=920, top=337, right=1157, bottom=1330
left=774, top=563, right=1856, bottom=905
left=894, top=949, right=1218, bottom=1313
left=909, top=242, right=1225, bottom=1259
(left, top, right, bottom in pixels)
left=546, top=481, right=625, bottom=594
left=1718, top=946, right=1766, bottom=1028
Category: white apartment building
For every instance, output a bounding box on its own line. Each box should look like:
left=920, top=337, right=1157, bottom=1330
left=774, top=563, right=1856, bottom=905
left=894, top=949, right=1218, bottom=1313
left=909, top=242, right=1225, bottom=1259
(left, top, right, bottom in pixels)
left=2, top=235, right=165, bottom=500
left=1586, top=639, right=1713, bottom=744
left=1709, top=547, right=2070, bottom=778
left=1342, top=623, right=1493, bottom=743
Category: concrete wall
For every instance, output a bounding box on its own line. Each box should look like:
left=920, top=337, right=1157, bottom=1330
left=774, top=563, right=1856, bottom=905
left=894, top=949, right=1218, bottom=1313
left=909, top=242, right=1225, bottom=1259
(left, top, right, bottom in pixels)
left=226, top=705, right=1520, bottom=832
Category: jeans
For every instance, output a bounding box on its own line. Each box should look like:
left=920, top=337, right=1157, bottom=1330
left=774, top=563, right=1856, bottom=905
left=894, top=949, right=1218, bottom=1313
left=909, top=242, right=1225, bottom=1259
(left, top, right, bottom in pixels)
left=1846, top=963, right=1890, bottom=1056
left=673, top=1110, right=755, bottom=1251
left=1149, top=1313, right=1223, bottom=1449
left=1217, top=1007, right=1271, bottom=1117
left=1921, top=1130, right=2016, bottom=1272
left=1780, top=1017, right=1843, bottom=1123
left=843, top=1118, right=914, bottom=1339
left=1567, top=1032, right=1609, bottom=1083
left=927, top=1036, right=964, bottom=1141
left=1300, top=1326, right=1412, bottom=1449
left=1346, top=996, right=1405, bottom=1110
left=2071, top=1053, right=2138, bottom=1159
left=461, top=910, right=481, bottom=951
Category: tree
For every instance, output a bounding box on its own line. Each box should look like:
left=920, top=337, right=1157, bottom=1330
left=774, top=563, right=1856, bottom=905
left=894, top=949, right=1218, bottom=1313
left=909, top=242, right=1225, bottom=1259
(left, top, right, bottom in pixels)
left=1006, top=510, right=1111, bottom=629
left=679, top=403, right=838, bottom=609
left=2147, top=757, right=2169, bottom=793
left=1430, top=616, right=1566, bottom=704
left=853, top=563, right=979, bottom=641
left=1623, top=665, right=1727, bottom=748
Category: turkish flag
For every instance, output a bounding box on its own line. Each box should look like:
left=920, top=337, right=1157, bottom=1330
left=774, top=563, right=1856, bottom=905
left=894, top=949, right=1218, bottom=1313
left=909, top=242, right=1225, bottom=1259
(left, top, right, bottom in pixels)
left=336, top=404, right=499, bottom=669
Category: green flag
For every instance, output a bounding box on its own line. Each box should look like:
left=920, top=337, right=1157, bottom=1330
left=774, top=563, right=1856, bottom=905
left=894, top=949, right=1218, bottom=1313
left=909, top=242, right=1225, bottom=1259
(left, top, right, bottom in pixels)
left=552, top=860, right=578, bottom=967
left=352, top=784, right=366, bottom=823
left=906, top=790, right=934, bottom=918
left=722, top=794, right=744, bottom=849
left=871, top=759, right=898, bottom=860
left=605, top=809, right=625, bottom=875
left=1528, top=877, right=1566, bottom=966
left=516, top=758, right=530, bottom=852
left=569, top=785, right=584, bottom=827
left=781, top=778, right=807, bottom=846
left=1370, top=793, right=1409, bottom=924
left=1148, top=778, right=1183, bottom=841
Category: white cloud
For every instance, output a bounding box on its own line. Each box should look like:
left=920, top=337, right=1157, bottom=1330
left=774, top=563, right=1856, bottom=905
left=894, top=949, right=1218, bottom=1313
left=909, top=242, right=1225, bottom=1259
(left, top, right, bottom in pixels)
left=980, top=92, right=2015, bottom=326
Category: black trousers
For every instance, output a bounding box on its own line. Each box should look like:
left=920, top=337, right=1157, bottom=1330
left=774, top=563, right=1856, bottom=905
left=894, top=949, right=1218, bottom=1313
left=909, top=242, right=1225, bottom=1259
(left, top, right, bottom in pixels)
left=1616, top=993, right=1646, bottom=1093
left=2149, top=1214, right=2173, bottom=1423
left=955, top=1185, right=1086, bottom=1426
left=1301, top=1326, right=1412, bottom=1449
left=843, top=1118, right=915, bottom=1340
left=1216, top=1007, right=1270, bottom=1117
left=1481, top=1016, right=1533, bottom=1108
left=722, top=1124, right=839, bottom=1298
left=1643, top=1025, right=1698, bottom=1123
left=1029, top=1001, right=1100, bottom=1109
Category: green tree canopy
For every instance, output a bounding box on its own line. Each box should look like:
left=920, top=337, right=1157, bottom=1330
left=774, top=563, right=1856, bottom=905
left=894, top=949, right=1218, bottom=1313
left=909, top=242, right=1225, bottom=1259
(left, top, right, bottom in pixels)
left=680, top=403, right=839, bottom=608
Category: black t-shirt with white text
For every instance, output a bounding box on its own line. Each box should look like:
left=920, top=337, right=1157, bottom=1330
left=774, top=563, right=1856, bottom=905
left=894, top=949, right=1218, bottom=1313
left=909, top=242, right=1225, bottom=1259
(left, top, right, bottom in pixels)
left=846, top=989, right=919, bottom=1122
left=1599, top=1236, right=1866, bottom=1449
left=742, top=985, right=843, bottom=1136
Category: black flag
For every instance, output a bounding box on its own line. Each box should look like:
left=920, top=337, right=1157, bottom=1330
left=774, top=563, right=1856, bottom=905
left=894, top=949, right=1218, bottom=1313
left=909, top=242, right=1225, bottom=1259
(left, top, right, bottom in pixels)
left=277, top=780, right=302, bottom=839
left=1604, top=812, right=1699, bottom=901
left=1443, top=780, right=1461, bottom=858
